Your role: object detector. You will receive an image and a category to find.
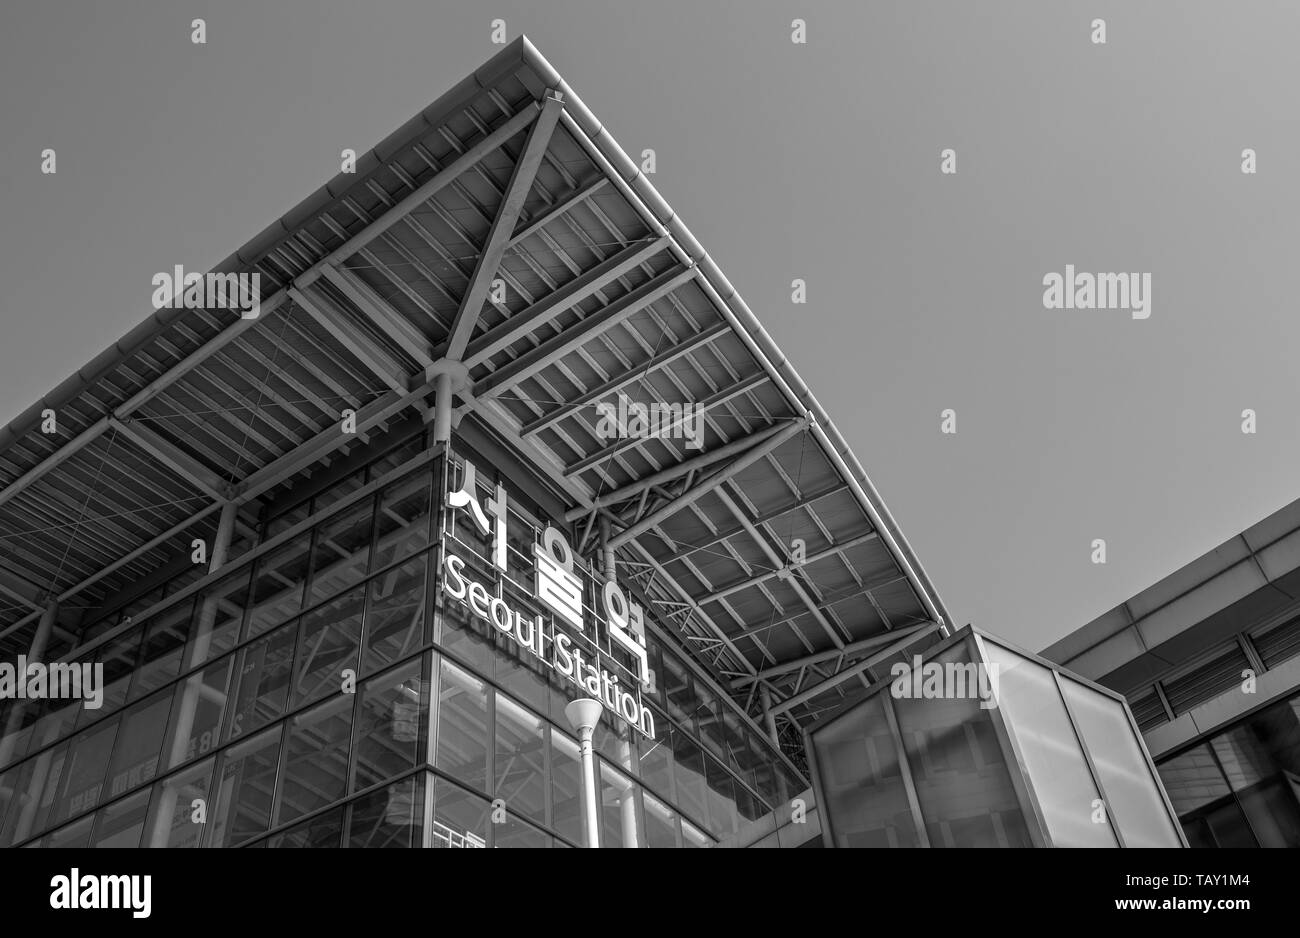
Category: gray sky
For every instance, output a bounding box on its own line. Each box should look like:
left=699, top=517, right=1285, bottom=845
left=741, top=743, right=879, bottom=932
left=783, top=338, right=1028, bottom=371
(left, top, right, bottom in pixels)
left=2, top=0, right=1297, bottom=653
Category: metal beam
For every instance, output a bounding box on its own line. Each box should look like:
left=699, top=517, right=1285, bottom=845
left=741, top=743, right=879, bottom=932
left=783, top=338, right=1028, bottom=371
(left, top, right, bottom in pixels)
left=768, top=623, right=942, bottom=716
left=731, top=622, right=939, bottom=688
left=699, top=532, right=881, bottom=605
left=522, top=322, right=730, bottom=438
left=289, top=285, right=409, bottom=394
left=461, top=236, right=669, bottom=369
left=509, top=176, right=608, bottom=245
left=297, top=101, right=542, bottom=290
left=607, top=418, right=807, bottom=550
left=563, top=418, right=799, bottom=522
left=565, top=372, right=769, bottom=478
left=474, top=265, right=695, bottom=399
left=446, top=91, right=566, bottom=359
left=112, top=418, right=229, bottom=501
left=319, top=265, right=435, bottom=368
left=233, top=380, right=431, bottom=502
left=714, top=484, right=846, bottom=650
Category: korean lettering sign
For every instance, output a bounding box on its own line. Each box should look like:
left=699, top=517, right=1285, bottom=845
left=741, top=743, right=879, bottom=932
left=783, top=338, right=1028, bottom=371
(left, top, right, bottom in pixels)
left=442, top=459, right=655, bottom=738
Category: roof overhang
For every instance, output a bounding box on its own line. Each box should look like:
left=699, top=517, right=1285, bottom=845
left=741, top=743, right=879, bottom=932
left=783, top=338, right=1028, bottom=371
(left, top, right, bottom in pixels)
left=0, top=37, right=952, bottom=740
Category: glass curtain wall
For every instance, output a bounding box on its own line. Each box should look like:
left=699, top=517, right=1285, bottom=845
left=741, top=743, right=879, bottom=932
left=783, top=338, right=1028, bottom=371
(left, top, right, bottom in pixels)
left=0, top=428, right=805, bottom=848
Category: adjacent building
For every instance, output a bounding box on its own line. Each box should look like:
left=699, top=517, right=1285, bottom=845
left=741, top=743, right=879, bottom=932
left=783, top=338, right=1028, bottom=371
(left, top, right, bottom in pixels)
left=1045, top=497, right=1300, bottom=847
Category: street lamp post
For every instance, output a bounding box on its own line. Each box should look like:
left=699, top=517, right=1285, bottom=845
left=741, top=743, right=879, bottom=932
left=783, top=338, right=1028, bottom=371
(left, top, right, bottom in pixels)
left=564, top=698, right=604, bottom=848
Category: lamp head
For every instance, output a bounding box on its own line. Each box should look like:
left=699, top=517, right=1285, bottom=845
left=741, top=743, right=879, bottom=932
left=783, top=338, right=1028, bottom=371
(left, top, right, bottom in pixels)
left=564, top=698, right=604, bottom=734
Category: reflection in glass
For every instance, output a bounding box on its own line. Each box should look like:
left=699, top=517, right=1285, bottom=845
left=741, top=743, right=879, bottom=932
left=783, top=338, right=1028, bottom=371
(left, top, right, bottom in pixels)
left=810, top=693, right=919, bottom=847
left=434, top=658, right=488, bottom=792
left=353, top=660, right=425, bottom=793
left=130, top=601, right=194, bottom=700
left=92, top=788, right=151, bottom=847
left=495, top=694, right=546, bottom=825
left=431, top=775, right=488, bottom=848
left=267, top=807, right=344, bottom=847
left=307, top=500, right=374, bottom=605
left=362, top=555, right=426, bottom=675
left=246, top=535, right=311, bottom=637
left=291, top=588, right=364, bottom=707
left=209, top=726, right=282, bottom=847
left=226, top=625, right=295, bottom=741
left=982, top=642, right=1116, bottom=847
left=142, top=757, right=214, bottom=847
left=893, top=641, right=1030, bottom=847
left=277, top=694, right=353, bottom=825
left=347, top=776, right=423, bottom=848
left=599, top=761, right=642, bottom=848
left=1058, top=677, right=1182, bottom=847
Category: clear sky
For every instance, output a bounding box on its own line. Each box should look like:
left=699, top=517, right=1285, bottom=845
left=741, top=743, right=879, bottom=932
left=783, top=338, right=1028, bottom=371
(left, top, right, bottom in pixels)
left=2, top=0, right=1297, bottom=653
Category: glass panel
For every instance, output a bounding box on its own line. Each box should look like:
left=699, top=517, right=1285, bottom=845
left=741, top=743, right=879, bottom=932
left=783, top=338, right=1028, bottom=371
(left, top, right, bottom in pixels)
left=313, top=470, right=364, bottom=514
left=1157, top=745, right=1231, bottom=816
left=129, top=601, right=194, bottom=700
left=307, top=500, right=374, bottom=605
left=1212, top=700, right=1300, bottom=785
left=550, top=730, right=585, bottom=846
left=50, top=717, right=120, bottom=827
left=430, top=776, right=488, bottom=849
left=594, top=710, right=637, bottom=776
left=436, top=565, right=495, bottom=677
left=142, top=757, right=214, bottom=847
left=290, top=587, right=364, bottom=708
left=226, top=625, right=296, bottom=741
left=810, top=693, right=919, bottom=848
left=189, top=569, right=252, bottom=665
left=982, top=642, right=1116, bottom=847
left=636, top=715, right=673, bottom=802
left=599, top=761, right=643, bottom=847
left=246, top=534, right=311, bottom=637
left=892, top=641, right=1030, bottom=847
left=347, top=775, right=423, bottom=848
left=277, top=694, right=354, bottom=825
left=103, top=692, right=172, bottom=803
left=661, top=654, right=699, bottom=735
left=494, top=693, right=546, bottom=826
left=161, top=656, right=233, bottom=771
left=209, top=726, right=282, bottom=847
left=352, top=660, right=426, bottom=793
left=91, top=629, right=143, bottom=718
left=1, top=741, right=68, bottom=843
left=495, top=812, right=550, bottom=848
left=669, top=729, right=709, bottom=831
left=266, top=806, right=344, bottom=847
left=46, top=815, right=94, bottom=849
left=642, top=791, right=679, bottom=848
left=362, top=555, right=426, bottom=675
left=1237, top=777, right=1300, bottom=847
left=1059, top=677, right=1183, bottom=847
left=373, top=470, right=431, bottom=570
left=92, top=788, right=151, bottom=847
left=704, top=755, right=738, bottom=840
left=434, top=658, right=488, bottom=792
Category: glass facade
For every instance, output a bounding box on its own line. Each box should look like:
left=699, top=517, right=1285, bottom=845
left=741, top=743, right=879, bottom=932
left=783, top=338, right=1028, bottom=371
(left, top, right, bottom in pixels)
left=807, top=628, right=1184, bottom=847
left=0, top=427, right=805, bottom=848
left=1155, top=689, right=1300, bottom=847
